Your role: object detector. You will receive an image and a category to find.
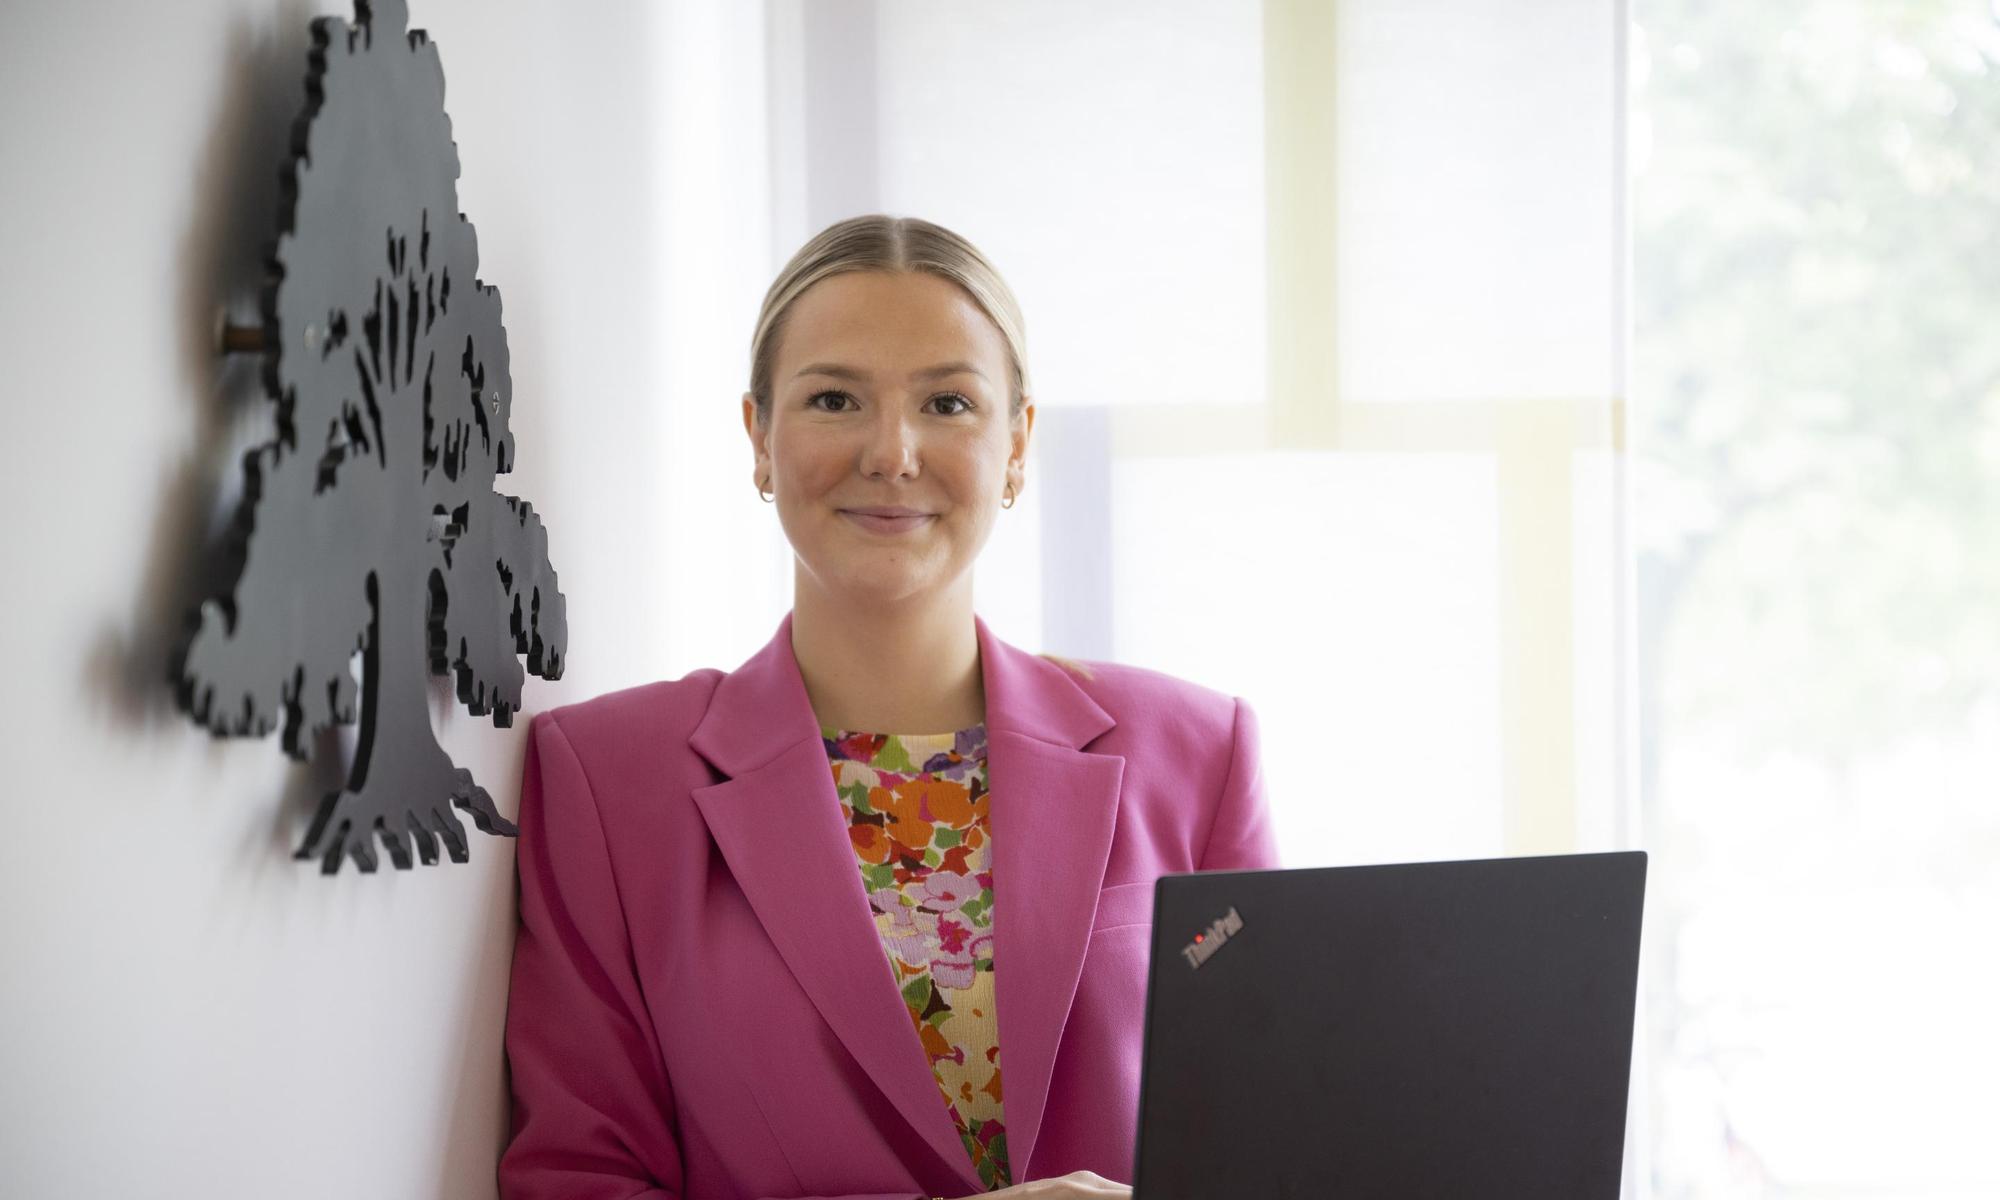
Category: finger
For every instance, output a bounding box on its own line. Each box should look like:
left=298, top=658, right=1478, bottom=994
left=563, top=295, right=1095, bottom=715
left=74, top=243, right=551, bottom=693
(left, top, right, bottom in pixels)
left=1056, top=1172, right=1131, bottom=1197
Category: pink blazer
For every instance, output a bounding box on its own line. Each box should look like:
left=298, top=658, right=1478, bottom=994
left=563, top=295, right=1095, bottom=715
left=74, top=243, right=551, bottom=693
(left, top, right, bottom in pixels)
left=498, top=610, right=1281, bottom=1199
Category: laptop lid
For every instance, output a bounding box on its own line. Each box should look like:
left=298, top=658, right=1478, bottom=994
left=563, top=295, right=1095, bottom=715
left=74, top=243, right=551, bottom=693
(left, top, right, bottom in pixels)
left=1131, top=851, right=1647, bottom=1199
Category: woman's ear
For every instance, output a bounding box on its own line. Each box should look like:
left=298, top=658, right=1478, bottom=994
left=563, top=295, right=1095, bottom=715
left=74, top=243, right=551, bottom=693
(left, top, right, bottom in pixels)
left=742, top=392, right=771, bottom=489
left=1010, top=396, right=1035, bottom=474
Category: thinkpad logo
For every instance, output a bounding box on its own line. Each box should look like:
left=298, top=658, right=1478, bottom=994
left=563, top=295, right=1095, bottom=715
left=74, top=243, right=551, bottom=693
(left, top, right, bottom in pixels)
left=1180, top=905, right=1244, bottom=969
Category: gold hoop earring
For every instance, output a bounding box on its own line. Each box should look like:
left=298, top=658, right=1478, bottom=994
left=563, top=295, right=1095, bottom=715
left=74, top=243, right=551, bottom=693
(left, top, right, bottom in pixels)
left=1001, top=483, right=1017, bottom=510
left=758, top=477, right=774, bottom=503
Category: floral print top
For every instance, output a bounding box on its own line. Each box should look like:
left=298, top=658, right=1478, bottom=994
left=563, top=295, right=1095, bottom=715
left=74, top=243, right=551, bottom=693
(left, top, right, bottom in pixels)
left=820, top=720, right=1011, bottom=1192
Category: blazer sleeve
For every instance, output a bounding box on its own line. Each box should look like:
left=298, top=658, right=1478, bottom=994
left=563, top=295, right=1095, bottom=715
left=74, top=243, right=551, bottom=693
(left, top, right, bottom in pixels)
left=1197, top=696, right=1284, bottom=872
left=497, top=712, right=940, bottom=1200
left=499, top=711, right=684, bottom=1198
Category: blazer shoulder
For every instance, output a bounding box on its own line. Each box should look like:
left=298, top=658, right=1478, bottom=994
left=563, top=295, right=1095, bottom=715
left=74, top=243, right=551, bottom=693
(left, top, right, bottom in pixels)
left=1039, top=652, right=1239, bottom=742
left=530, top=668, right=725, bottom=758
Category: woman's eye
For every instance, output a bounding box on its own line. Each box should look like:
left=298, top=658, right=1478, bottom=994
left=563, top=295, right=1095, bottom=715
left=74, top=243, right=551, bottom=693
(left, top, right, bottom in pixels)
left=807, top=391, right=972, bottom=415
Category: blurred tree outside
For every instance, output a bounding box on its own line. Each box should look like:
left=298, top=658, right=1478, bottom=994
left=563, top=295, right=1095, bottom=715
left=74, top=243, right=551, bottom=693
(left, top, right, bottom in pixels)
left=1632, top=0, right=2000, bottom=1194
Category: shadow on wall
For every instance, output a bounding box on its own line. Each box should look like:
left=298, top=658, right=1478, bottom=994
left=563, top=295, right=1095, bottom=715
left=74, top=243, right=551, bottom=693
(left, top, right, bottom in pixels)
left=80, top=0, right=368, bottom=874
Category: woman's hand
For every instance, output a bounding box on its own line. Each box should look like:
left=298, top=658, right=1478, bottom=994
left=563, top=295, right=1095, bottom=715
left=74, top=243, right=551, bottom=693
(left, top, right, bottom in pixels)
left=938, top=1169, right=1131, bottom=1199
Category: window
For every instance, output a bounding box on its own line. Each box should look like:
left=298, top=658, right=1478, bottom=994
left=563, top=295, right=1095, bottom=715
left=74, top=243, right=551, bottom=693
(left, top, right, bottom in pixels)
left=1633, top=2, right=2000, bottom=1193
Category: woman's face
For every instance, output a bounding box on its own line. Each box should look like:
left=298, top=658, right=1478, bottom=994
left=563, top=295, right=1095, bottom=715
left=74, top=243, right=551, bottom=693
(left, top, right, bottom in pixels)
left=743, top=270, right=1033, bottom=607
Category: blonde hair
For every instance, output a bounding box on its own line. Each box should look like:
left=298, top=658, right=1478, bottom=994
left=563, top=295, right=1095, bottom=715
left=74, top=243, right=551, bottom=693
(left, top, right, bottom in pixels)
left=748, top=214, right=1031, bottom=426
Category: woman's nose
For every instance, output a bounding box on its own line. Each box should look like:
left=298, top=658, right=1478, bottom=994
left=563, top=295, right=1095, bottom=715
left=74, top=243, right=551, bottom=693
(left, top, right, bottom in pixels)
left=859, top=409, right=921, bottom=479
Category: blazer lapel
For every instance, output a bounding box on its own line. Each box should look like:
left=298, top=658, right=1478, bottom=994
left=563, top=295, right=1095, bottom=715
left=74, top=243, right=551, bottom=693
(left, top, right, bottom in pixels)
left=973, top=614, right=1124, bottom=1180
left=687, top=610, right=1123, bottom=1188
left=689, top=612, right=981, bottom=1192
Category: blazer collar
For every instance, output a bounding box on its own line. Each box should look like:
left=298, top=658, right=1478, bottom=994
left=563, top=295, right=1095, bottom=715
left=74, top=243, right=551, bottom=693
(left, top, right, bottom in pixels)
left=688, top=610, right=1123, bottom=1191
left=687, top=609, right=1114, bottom=773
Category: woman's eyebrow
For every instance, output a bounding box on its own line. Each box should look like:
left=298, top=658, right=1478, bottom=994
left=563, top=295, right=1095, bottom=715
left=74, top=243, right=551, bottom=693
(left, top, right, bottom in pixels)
left=793, top=361, right=988, bottom=382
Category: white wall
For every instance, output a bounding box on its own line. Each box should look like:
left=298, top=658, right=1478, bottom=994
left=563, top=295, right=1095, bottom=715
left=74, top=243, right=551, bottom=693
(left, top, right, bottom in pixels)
left=0, top=2, right=761, bottom=1194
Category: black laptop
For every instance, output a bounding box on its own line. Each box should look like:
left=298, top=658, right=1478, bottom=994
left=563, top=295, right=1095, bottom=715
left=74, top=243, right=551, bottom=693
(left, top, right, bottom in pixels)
left=1131, top=851, right=1647, bottom=1198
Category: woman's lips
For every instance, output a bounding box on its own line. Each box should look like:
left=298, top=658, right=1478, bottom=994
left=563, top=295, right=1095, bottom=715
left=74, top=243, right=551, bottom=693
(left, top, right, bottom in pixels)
left=840, top=510, right=936, bottom=535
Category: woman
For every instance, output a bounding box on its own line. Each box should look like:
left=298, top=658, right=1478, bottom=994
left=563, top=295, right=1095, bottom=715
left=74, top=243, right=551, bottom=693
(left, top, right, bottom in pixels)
left=497, top=215, right=1281, bottom=1200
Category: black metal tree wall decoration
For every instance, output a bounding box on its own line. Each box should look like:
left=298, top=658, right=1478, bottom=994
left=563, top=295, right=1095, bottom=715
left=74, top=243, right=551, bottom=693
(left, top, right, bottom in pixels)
left=174, top=0, right=567, bottom=875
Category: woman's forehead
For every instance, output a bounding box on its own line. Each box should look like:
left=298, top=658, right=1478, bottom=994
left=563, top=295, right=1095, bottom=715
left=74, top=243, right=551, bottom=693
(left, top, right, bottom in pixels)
left=783, top=272, right=1006, bottom=366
